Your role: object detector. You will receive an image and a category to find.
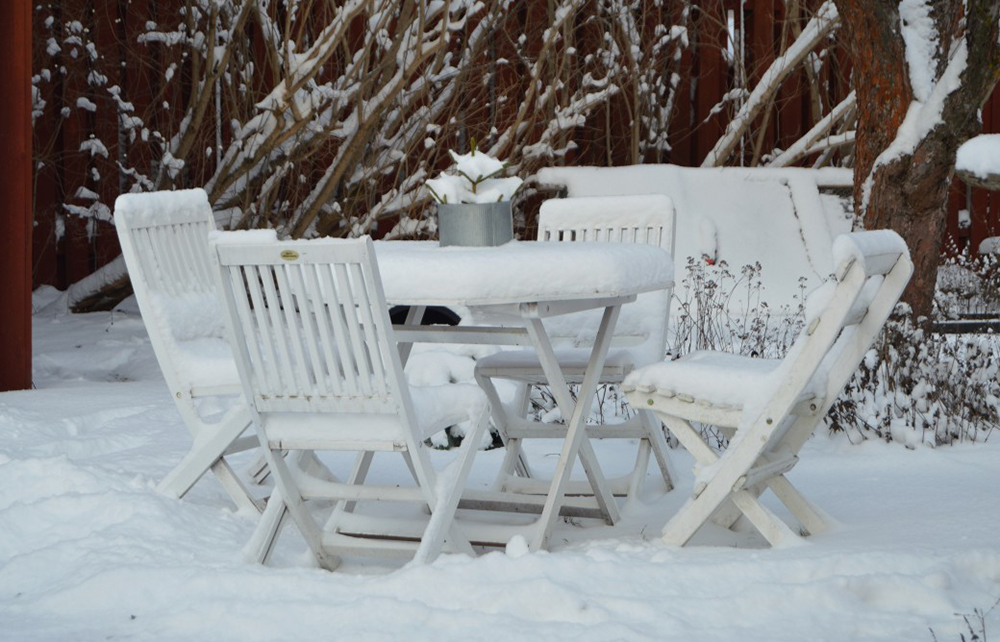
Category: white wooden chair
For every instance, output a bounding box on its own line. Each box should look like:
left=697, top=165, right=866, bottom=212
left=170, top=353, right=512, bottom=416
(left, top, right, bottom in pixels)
left=624, top=230, right=913, bottom=547
left=113, top=189, right=265, bottom=512
left=211, top=235, right=490, bottom=569
left=475, top=194, right=678, bottom=501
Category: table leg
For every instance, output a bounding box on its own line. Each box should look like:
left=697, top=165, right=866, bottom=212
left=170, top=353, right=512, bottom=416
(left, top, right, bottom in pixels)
left=397, top=305, right=426, bottom=366
left=524, top=304, right=622, bottom=551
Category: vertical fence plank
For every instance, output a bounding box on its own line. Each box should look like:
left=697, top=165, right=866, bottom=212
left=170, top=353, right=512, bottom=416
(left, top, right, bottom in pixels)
left=0, top=0, right=33, bottom=390
left=693, top=0, right=729, bottom=164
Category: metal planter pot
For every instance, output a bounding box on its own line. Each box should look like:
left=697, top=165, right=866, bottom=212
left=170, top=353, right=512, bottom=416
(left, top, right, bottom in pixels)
left=437, top=201, right=514, bottom=247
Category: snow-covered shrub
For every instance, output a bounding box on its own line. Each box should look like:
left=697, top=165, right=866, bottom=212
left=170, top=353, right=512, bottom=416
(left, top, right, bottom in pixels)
left=829, top=306, right=1000, bottom=445
left=668, top=257, right=806, bottom=359
left=935, top=239, right=1000, bottom=318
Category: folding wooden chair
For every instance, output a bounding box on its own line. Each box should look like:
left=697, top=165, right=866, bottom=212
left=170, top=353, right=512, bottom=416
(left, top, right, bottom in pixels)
left=624, top=230, right=912, bottom=546
left=475, top=194, right=678, bottom=501
left=212, top=235, right=490, bottom=569
left=114, top=189, right=265, bottom=512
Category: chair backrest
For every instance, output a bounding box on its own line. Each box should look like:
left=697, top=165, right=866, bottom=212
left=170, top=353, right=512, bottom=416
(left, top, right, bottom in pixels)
left=538, top=194, right=677, bottom=255
left=114, top=189, right=256, bottom=395
left=211, top=235, right=413, bottom=421
left=750, top=230, right=913, bottom=451
left=536, top=194, right=676, bottom=366
left=115, top=189, right=217, bottom=298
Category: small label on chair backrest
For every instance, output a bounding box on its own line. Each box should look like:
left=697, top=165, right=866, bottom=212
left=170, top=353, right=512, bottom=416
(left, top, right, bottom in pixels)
left=280, top=250, right=299, bottom=261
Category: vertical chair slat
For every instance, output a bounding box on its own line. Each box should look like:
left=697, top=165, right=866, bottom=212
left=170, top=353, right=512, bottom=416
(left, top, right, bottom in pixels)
left=156, top=226, right=188, bottom=294
left=290, top=263, right=331, bottom=397
left=336, top=262, right=374, bottom=397
left=136, top=228, right=170, bottom=295
left=244, top=264, right=283, bottom=397
left=170, top=224, right=202, bottom=290
left=166, top=223, right=200, bottom=291
left=227, top=265, right=269, bottom=395
left=350, top=261, right=388, bottom=398
left=257, top=265, right=295, bottom=396
left=303, top=263, right=345, bottom=397
left=274, top=262, right=315, bottom=395
left=259, top=264, right=299, bottom=398
left=180, top=222, right=213, bottom=289
left=319, top=262, right=361, bottom=397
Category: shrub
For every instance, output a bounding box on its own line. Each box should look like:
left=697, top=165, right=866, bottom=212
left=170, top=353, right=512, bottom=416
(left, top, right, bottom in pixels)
left=830, top=306, right=1000, bottom=445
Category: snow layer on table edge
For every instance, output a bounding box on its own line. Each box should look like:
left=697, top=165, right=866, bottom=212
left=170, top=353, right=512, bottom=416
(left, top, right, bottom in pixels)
left=210, top=237, right=674, bottom=304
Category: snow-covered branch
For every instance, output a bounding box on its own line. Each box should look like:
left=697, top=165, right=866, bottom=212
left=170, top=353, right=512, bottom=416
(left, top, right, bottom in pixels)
left=702, top=1, right=840, bottom=167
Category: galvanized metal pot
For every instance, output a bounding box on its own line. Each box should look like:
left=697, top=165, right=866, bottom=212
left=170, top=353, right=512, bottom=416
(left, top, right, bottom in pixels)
left=437, top=201, right=514, bottom=247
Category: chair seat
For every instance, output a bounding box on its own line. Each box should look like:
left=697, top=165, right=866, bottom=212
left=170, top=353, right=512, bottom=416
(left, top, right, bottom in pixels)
left=475, top=348, right=635, bottom=384
left=622, top=351, right=822, bottom=417
left=264, top=383, right=488, bottom=449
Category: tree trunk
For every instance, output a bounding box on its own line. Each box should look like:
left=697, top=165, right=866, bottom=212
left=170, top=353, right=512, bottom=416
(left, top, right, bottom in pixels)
left=835, top=0, right=1000, bottom=320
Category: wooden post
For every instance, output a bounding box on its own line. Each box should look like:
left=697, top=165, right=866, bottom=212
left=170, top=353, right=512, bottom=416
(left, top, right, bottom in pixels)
left=0, top=0, right=32, bottom=391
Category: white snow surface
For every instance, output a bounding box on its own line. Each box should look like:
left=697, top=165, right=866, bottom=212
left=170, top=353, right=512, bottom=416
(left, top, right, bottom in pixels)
left=899, top=0, right=938, bottom=103
left=956, top=134, right=1000, bottom=180
left=115, top=188, right=215, bottom=226
left=4, top=291, right=1000, bottom=641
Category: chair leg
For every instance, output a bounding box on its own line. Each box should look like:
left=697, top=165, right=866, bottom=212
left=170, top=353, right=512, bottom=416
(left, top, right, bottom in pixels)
left=639, top=410, right=676, bottom=493
left=767, top=474, right=829, bottom=536
left=728, top=489, right=802, bottom=547
left=511, top=383, right=532, bottom=478
left=413, top=404, right=489, bottom=564
left=625, top=439, right=651, bottom=504
left=401, top=450, right=419, bottom=486
left=474, top=371, right=531, bottom=490
left=324, top=451, right=374, bottom=529
left=210, top=458, right=264, bottom=513
left=267, top=449, right=341, bottom=571
left=244, top=490, right=290, bottom=565
left=156, top=409, right=261, bottom=511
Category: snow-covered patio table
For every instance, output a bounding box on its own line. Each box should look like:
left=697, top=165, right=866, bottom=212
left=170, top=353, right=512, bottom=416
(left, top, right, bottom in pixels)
left=373, top=240, right=674, bottom=551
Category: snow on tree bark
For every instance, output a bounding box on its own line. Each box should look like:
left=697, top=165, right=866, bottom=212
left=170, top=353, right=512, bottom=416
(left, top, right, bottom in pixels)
left=835, top=0, right=1000, bottom=319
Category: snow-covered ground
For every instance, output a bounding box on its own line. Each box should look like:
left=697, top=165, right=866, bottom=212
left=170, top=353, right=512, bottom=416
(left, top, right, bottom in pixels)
left=3, top=294, right=1000, bottom=641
